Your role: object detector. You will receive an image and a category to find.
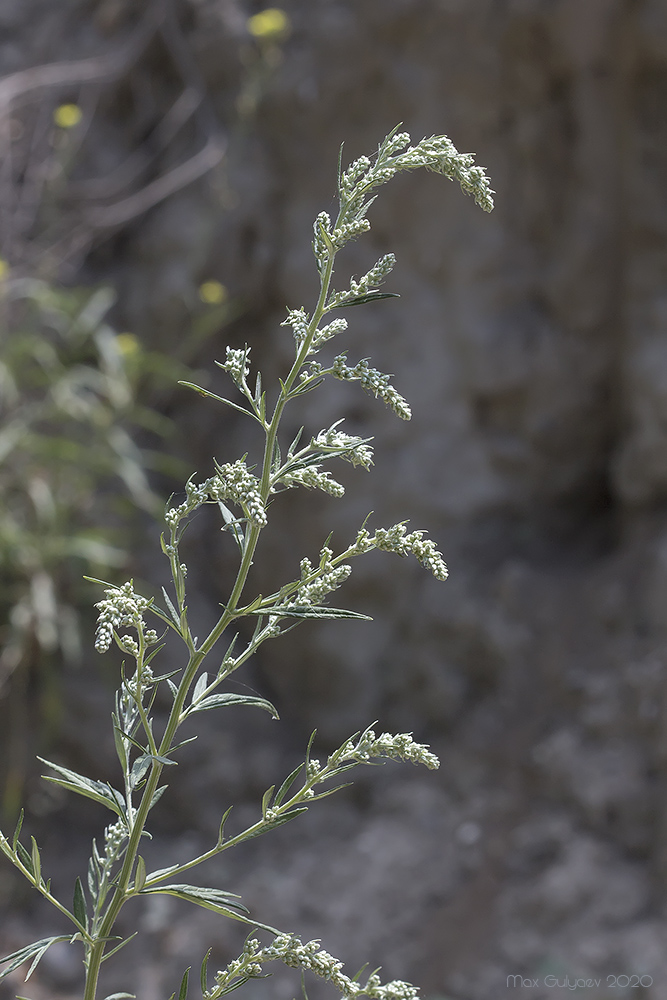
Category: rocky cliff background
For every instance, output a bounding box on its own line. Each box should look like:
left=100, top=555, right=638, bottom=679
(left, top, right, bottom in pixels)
left=1, top=1, right=667, bottom=998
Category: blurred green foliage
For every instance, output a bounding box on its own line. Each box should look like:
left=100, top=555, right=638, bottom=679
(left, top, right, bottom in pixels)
left=0, top=274, right=187, bottom=816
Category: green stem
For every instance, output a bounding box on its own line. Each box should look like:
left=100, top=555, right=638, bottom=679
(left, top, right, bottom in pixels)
left=84, top=222, right=341, bottom=1000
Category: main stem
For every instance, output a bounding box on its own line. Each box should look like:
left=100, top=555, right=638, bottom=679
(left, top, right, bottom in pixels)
left=82, top=234, right=338, bottom=1000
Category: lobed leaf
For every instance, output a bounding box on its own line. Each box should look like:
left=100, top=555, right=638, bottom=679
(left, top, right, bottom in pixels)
left=0, top=936, right=72, bottom=982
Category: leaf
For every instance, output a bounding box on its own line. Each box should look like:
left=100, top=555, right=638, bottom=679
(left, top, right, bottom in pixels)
left=192, top=672, right=208, bottom=705
left=178, top=967, right=191, bottom=1000
left=149, top=785, right=169, bottom=810
left=100, top=933, right=138, bottom=964
left=30, top=838, right=41, bottom=885
left=218, top=502, right=245, bottom=553
left=336, top=292, right=400, bottom=308
left=38, top=758, right=125, bottom=819
left=261, top=786, right=275, bottom=819
left=259, top=605, right=372, bottom=622
left=134, top=856, right=147, bottom=892
left=130, top=755, right=151, bottom=789
left=140, top=883, right=247, bottom=919
left=217, top=805, right=234, bottom=847
left=188, top=693, right=278, bottom=720
left=12, top=809, right=24, bottom=852
left=161, top=588, right=181, bottom=627
left=103, top=994, right=137, bottom=999
left=0, top=936, right=71, bottom=981
left=73, top=877, right=87, bottom=930
left=200, top=949, right=212, bottom=996
left=273, top=763, right=304, bottom=808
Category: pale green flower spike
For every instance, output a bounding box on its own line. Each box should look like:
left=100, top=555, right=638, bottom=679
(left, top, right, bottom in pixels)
left=0, top=127, right=492, bottom=1000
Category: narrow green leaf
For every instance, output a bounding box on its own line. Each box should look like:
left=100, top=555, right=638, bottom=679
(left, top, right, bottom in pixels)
left=73, top=877, right=87, bottom=930
left=261, top=786, right=275, bottom=819
left=217, top=805, right=233, bottom=847
left=30, top=838, right=41, bottom=885
left=178, top=967, right=191, bottom=1000
left=16, top=840, right=34, bottom=875
left=273, top=763, right=305, bottom=808
left=217, top=502, right=245, bottom=552
left=200, top=949, right=212, bottom=996
left=38, top=759, right=125, bottom=819
left=161, top=588, right=181, bottom=627
left=188, top=693, right=278, bottom=719
left=0, top=936, right=71, bottom=981
left=12, top=809, right=24, bottom=852
left=102, top=993, right=136, bottom=999
left=337, top=292, right=400, bottom=307
left=192, top=672, right=208, bottom=704
left=134, top=856, right=147, bottom=892
left=140, top=884, right=247, bottom=920
left=255, top=605, right=372, bottom=622
left=100, top=933, right=138, bottom=964
left=179, top=381, right=261, bottom=423
left=149, top=785, right=169, bottom=810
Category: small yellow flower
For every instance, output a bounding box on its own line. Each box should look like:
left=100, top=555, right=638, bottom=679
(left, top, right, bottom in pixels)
left=54, top=104, right=83, bottom=129
left=199, top=280, right=228, bottom=305
left=247, top=8, right=290, bottom=41
left=115, top=333, right=139, bottom=356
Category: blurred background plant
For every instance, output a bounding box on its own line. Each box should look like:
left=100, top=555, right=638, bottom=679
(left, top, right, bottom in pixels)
left=0, top=2, right=287, bottom=825
left=0, top=272, right=189, bottom=820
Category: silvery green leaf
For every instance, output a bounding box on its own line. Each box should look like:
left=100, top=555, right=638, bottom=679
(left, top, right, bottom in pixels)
left=30, top=838, right=41, bottom=885
left=161, top=588, right=181, bottom=627
left=134, top=856, right=147, bottom=892
left=140, top=883, right=247, bottom=917
left=336, top=292, right=400, bottom=307
left=38, top=758, right=125, bottom=819
left=273, top=763, right=304, bottom=808
left=261, top=605, right=371, bottom=621
left=103, top=994, right=136, bottom=999
left=0, top=936, right=71, bottom=981
left=130, top=755, right=151, bottom=789
left=192, top=672, right=208, bottom=704
left=73, top=877, right=87, bottom=930
left=149, top=785, right=168, bottom=810
left=188, top=693, right=278, bottom=720
left=217, top=502, right=244, bottom=552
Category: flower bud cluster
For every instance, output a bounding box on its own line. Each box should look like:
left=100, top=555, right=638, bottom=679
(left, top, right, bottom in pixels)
left=330, top=218, right=371, bottom=249
left=332, top=355, right=411, bottom=420
left=393, top=135, right=494, bottom=212
left=353, top=730, right=440, bottom=770
left=283, top=466, right=345, bottom=497
left=210, top=460, right=267, bottom=526
left=311, top=317, right=347, bottom=350
left=94, top=582, right=150, bottom=653
left=313, top=425, right=373, bottom=469
left=282, top=308, right=310, bottom=346
left=219, top=345, right=250, bottom=386
left=328, top=253, right=396, bottom=309
left=211, top=934, right=421, bottom=1000
left=339, top=155, right=371, bottom=195
left=371, top=524, right=448, bottom=581
left=164, top=478, right=210, bottom=528
left=288, top=551, right=351, bottom=606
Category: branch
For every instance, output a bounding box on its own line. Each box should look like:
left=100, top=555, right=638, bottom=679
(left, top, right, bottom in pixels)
left=0, top=8, right=159, bottom=110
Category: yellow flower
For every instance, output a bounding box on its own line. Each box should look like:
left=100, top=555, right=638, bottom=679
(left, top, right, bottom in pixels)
left=115, top=333, right=140, bottom=356
left=0, top=259, right=8, bottom=280
left=199, top=280, right=228, bottom=305
left=54, top=104, right=83, bottom=129
left=247, top=8, right=290, bottom=40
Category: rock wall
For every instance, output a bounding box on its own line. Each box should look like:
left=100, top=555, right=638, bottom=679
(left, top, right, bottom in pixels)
left=3, top=2, right=667, bottom=999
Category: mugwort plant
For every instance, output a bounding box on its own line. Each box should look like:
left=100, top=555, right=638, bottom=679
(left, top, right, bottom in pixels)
left=0, top=127, right=493, bottom=1000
